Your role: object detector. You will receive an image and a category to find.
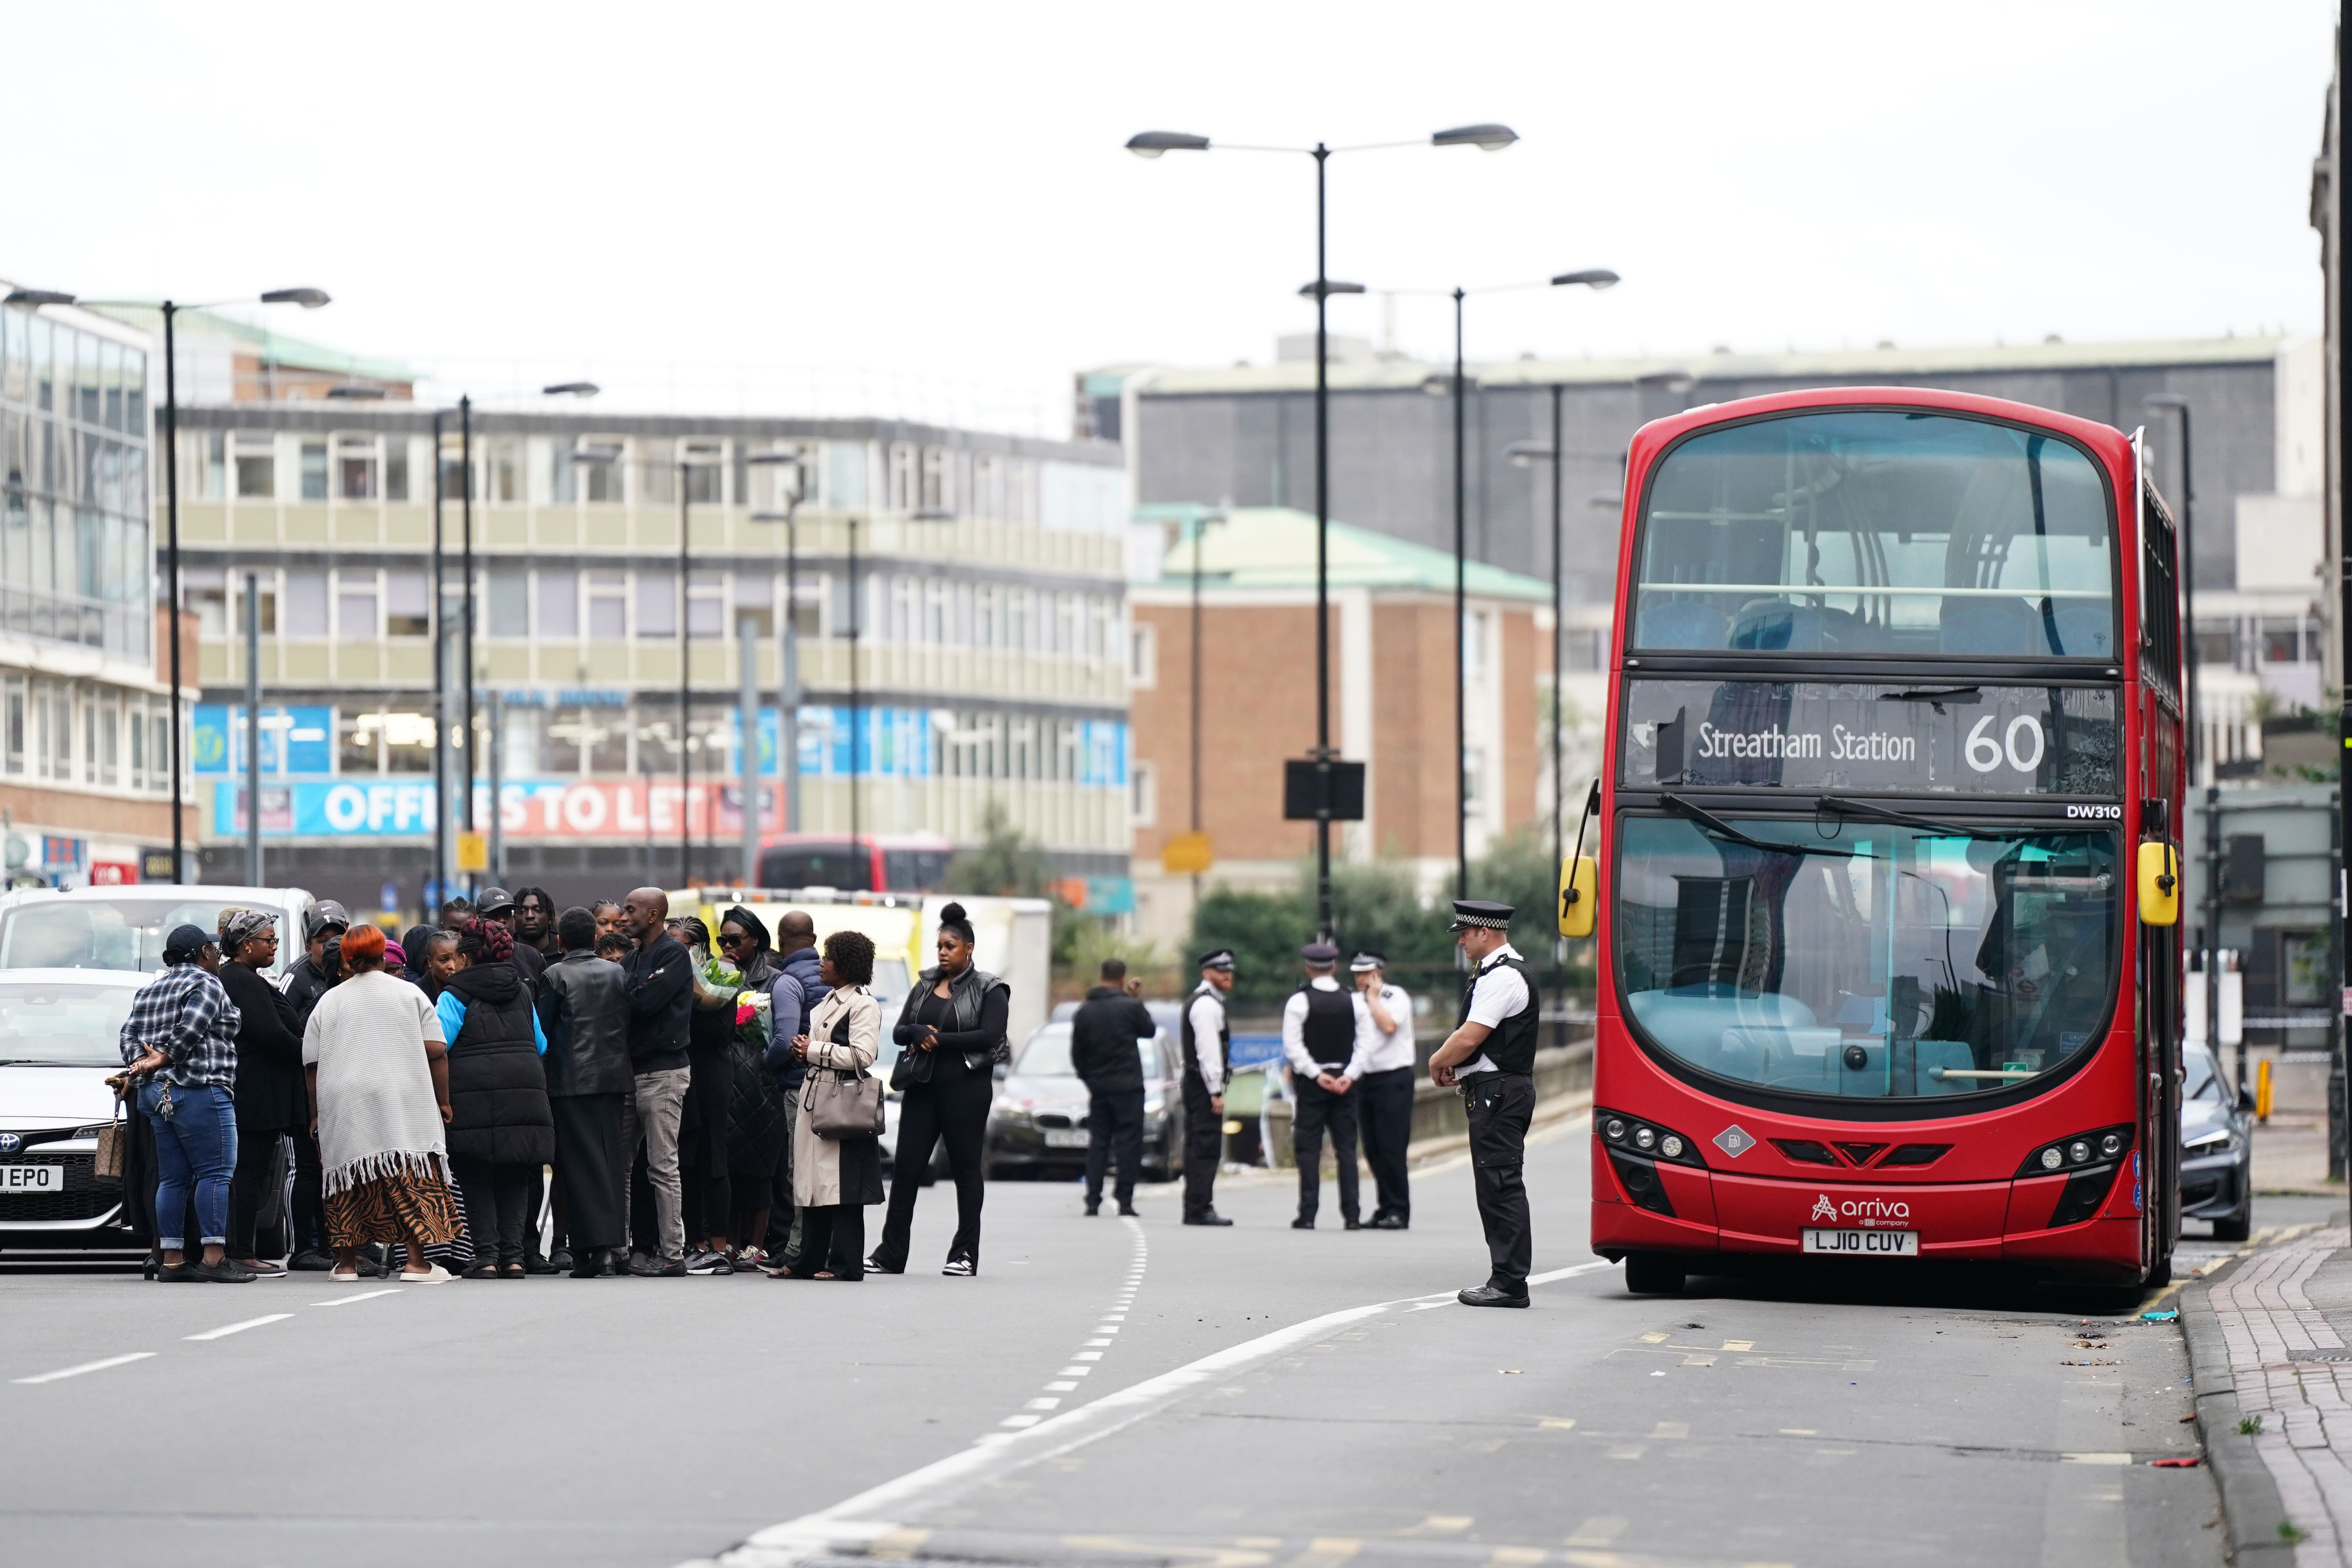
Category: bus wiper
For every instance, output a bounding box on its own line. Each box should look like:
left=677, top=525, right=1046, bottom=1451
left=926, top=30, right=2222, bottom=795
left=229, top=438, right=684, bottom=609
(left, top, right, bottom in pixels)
left=1813, top=796, right=2013, bottom=842
left=1661, top=793, right=1857, bottom=858
left=1880, top=686, right=1980, bottom=704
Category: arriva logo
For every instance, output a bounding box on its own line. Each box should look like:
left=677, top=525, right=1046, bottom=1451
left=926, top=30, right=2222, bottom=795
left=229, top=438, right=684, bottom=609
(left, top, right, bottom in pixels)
left=1810, top=1194, right=1837, bottom=1222
left=1810, top=1194, right=1913, bottom=1223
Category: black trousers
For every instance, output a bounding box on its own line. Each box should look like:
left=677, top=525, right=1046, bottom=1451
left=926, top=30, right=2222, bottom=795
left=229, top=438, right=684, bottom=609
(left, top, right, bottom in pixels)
left=681, top=1041, right=732, bottom=1245
left=872, top=1068, right=990, bottom=1269
left=792, top=1203, right=865, bottom=1279
left=1463, top=1073, right=1535, bottom=1289
left=1181, top=1074, right=1221, bottom=1218
left=1291, top=1076, right=1360, bottom=1223
left=550, top=1093, right=627, bottom=1252
left=1357, top=1067, right=1415, bottom=1224
left=226, top=1125, right=290, bottom=1259
left=290, top=1123, right=327, bottom=1255
left=1083, top=1087, right=1145, bottom=1206
left=452, top=1156, right=538, bottom=1265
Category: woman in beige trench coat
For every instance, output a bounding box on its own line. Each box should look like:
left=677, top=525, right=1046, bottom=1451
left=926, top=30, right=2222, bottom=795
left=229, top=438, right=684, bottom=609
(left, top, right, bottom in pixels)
left=771, top=929, right=883, bottom=1280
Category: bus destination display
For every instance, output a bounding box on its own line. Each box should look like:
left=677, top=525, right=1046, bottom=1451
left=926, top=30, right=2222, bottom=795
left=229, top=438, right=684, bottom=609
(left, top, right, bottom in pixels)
left=1620, top=680, right=2118, bottom=797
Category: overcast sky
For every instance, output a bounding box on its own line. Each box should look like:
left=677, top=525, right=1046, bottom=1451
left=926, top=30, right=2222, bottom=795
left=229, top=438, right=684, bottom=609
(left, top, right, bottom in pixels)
left=3, top=1, right=2334, bottom=435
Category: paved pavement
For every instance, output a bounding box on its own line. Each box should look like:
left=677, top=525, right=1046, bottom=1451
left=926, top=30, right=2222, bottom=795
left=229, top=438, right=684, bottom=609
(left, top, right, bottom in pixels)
left=0, top=1111, right=2253, bottom=1568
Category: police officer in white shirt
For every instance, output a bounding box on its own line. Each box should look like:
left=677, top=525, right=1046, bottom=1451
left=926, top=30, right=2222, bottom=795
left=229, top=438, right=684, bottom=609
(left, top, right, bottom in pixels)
left=1426, top=899, right=1540, bottom=1307
left=1281, top=940, right=1361, bottom=1230
left=1180, top=949, right=1235, bottom=1227
left=1345, top=951, right=1415, bottom=1230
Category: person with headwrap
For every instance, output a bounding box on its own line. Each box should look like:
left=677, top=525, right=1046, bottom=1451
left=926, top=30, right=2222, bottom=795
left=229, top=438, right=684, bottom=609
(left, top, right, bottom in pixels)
left=714, top=906, right=786, bottom=1267
left=867, top=902, right=1008, bottom=1278
left=436, top=916, right=554, bottom=1278
left=116, top=924, right=249, bottom=1283
left=218, top=910, right=305, bottom=1275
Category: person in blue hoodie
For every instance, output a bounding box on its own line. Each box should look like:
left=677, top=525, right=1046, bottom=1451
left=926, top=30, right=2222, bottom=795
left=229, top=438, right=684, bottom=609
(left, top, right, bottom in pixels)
left=760, top=910, right=824, bottom=1268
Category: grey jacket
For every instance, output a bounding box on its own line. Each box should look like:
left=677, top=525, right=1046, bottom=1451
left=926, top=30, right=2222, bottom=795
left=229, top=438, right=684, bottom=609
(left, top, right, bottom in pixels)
left=537, top=949, right=635, bottom=1097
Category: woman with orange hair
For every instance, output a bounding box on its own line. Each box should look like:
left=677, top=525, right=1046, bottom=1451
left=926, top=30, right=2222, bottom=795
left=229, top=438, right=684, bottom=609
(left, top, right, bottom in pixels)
left=301, top=924, right=471, bottom=1282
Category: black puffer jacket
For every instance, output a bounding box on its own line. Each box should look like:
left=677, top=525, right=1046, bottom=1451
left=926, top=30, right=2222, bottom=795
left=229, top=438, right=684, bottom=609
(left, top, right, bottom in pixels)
left=443, top=962, right=555, bottom=1166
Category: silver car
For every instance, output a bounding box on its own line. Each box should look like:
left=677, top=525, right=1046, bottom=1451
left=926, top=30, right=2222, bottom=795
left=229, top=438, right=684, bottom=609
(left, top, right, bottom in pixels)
left=0, top=969, right=148, bottom=1253
left=0, top=885, right=313, bottom=980
left=985, top=1005, right=1186, bottom=1181
left=2180, top=1044, right=2254, bottom=1242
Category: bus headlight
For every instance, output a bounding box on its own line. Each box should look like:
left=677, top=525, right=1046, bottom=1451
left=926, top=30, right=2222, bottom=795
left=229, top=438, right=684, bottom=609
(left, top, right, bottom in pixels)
left=2018, top=1125, right=2133, bottom=1178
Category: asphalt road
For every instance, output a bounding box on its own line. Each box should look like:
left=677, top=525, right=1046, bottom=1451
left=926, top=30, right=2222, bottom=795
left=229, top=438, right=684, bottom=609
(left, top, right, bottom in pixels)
left=0, top=1112, right=2252, bottom=1568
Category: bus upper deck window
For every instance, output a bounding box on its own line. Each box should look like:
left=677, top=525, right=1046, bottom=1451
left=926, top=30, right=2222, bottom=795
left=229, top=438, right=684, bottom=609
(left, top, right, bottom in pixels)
left=1632, top=411, right=2116, bottom=660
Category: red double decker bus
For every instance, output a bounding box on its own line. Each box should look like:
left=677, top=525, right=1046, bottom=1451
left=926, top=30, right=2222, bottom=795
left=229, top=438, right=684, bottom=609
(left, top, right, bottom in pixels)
left=1572, top=386, right=2187, bottom=1297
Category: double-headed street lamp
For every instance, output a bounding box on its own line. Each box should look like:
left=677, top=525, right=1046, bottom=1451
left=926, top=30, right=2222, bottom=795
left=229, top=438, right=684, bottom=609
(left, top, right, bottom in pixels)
left=3, top=284, right=330, bottom=886
left=1422, top=271, right=1619, bottom=902
left=1127, top=121, right=1518, bottom=938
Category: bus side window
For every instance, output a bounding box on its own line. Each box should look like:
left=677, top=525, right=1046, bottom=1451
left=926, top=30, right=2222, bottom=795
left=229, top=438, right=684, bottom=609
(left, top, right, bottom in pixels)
left=2139, top=486, right=2181, bottom=703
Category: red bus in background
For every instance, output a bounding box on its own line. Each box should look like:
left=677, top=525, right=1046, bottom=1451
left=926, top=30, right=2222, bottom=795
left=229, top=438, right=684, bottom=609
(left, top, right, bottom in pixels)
left=755, top=833, right=956, bottom=894
left=1570, top=387, right=2186, bottom=1298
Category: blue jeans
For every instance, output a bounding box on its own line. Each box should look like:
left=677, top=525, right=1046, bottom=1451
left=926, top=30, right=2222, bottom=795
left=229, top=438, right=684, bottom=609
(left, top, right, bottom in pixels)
left=139, top=1082, right=237, bottom=1249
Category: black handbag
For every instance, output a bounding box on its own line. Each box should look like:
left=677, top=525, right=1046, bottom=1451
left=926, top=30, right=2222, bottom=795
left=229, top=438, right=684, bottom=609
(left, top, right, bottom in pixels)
left=804, top=1006, right=884, bottom=1140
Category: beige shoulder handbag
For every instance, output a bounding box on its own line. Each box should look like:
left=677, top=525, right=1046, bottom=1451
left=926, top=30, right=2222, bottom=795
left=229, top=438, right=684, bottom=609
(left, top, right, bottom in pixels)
left=803, top=1001, right=884, bottom=1140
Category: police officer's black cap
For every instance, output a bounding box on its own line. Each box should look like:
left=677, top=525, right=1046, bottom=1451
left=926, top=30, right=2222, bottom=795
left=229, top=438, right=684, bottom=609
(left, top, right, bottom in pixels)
left=304, top=900, right=351, bottom=939
left=1349, top=950, right=1386, bottom=971
left=477, top=887, right=517, bottom=916
left=1196, top=949, right=1236, bottom=971
left=1447, top=899, right=1514, bottom=932
left=1300, top=940, right=1340, bottom=965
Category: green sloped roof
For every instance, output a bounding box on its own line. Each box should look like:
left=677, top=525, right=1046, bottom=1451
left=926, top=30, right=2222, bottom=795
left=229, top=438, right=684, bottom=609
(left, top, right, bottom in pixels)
left=1143, top=506, right=1550, bottom=601
left=94, top=305, right=417, bottom=383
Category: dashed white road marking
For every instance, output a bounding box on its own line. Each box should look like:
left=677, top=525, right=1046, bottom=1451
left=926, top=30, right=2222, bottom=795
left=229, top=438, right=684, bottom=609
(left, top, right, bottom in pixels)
left=12, top=1352, right=156, bottom=1385
left=311, top=1288, right=402, bottom=1308
left=697, top=1250, right=1627, bottom=1564
left=185, top=1314, right=293, bottom=1341
left=995, top=1216, right=1146, bottom=1432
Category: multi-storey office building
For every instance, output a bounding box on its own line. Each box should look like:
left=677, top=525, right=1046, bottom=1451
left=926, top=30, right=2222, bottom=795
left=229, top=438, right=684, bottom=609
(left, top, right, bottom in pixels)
left=170, top=403, right=1130, bottom=916
left=0, top=292, right=183, bottom=886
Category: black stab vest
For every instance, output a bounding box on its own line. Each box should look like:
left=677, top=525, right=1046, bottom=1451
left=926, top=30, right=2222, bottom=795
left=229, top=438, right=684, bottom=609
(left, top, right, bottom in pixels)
left=1181, top=982, right=1228, bottom=1080
left=1299, top=982, right=1355, bottom=1069
left=1459, top=951, right=1540, bottom=1076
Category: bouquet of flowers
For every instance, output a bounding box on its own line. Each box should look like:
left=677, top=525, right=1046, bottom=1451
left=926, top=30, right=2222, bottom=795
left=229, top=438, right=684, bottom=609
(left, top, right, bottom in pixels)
left=733, top=985, right=773, bottom=1050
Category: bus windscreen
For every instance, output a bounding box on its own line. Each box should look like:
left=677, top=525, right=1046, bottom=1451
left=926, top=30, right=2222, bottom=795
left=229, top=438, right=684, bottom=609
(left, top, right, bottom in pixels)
left=1614, top=815, right=2118, bottom=1100
left=1632, top=410, right=2115, bottom=659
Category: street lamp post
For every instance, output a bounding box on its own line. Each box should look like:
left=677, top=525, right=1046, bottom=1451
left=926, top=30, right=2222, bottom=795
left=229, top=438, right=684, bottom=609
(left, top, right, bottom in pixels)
left=1434, top=271, right=1618, bottom=902
left=1127, top=121, right=1519, bottom=938
left=750, top=449, right=810, bottom=883
left=4, top=285, right=329, bottom=884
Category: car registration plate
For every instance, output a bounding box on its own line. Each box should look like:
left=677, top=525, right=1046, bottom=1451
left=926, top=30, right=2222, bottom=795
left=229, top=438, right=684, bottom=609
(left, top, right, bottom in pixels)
left=0, top=1164, right=63, bottom=1192
left=1043, top=1129, right=1091, bottom=1149
left=1803, top=1227, right=1918, bottom=1256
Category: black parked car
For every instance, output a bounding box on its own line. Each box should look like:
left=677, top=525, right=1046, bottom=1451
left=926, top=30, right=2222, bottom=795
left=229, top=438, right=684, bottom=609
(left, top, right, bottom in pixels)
left=2180, top=1044, right=2253, bottom=1242
left=985, top=1005, right=1184, bottom=1181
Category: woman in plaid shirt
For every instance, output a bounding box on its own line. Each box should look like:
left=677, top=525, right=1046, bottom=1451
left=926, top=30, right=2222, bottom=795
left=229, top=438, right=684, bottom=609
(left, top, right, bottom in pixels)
left=118, top=924, right=251, bottom=1283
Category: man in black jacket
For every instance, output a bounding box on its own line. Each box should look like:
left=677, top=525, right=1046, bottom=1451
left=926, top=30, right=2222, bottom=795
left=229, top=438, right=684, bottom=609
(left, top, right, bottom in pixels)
left=281, top=900, right=348, bottom=1270
left=1071, top=959, right=1158, bottom=1218
left=539, top=906, right=634, bottom=1278
left=618, top=886, right=693, bottom=1275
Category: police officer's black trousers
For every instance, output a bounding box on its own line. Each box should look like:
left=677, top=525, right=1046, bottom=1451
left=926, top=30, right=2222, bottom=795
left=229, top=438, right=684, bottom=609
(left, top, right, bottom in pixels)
left=1181, top=1074, right=1221, bottom=1218
left=1291, top=1078, right=1359, bottom=1223
left=1463, top=1072, right=1535, bottom=1289
left=1357, top=1067, right=1415, bottom=1223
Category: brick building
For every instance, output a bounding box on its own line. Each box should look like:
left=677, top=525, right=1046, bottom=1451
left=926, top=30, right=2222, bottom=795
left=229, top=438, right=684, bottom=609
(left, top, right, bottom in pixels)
left=1125, top=506, right=1550, bottom=946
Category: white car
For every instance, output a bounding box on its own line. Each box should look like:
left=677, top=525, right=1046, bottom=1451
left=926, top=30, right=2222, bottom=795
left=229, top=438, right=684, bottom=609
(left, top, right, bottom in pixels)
left=0, top=884, right=314, bottom=980
left=0, top=968, right=149, bottom=1252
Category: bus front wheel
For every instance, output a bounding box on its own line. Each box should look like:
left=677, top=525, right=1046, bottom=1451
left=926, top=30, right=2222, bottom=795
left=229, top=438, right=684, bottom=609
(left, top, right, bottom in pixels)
left=1624, top=1252, right=1685, bottom=1296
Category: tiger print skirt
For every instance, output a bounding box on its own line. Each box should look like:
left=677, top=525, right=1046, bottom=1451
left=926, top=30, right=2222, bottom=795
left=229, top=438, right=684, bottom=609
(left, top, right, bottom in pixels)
left=324, top=1165, right=475, bottom=1269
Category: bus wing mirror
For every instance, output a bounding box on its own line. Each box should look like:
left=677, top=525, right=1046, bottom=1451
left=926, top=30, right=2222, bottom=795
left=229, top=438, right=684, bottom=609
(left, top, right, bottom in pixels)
left=2137, top=840, right=2180, bottom=927
left=1559, top=855, right=1599, bottom=938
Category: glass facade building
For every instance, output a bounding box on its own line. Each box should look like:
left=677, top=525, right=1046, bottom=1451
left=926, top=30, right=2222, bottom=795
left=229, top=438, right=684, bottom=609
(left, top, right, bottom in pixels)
left=0, top=294, right=174, bottom=887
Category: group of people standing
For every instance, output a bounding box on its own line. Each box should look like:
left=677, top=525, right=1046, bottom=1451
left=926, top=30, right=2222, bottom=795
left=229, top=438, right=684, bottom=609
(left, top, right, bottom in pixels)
left=114, top=887, right=1017, bottom=1285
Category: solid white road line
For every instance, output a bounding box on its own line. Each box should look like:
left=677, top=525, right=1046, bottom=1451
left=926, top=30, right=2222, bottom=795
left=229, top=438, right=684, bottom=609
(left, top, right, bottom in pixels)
left=184, top=1314, right=294, bottom=1341
left=310, top=1288, right=402, bottom=1307
left=692, top=1251, right=1627, bottom=1565
left=12, top=1352, right=157, bottom=1385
